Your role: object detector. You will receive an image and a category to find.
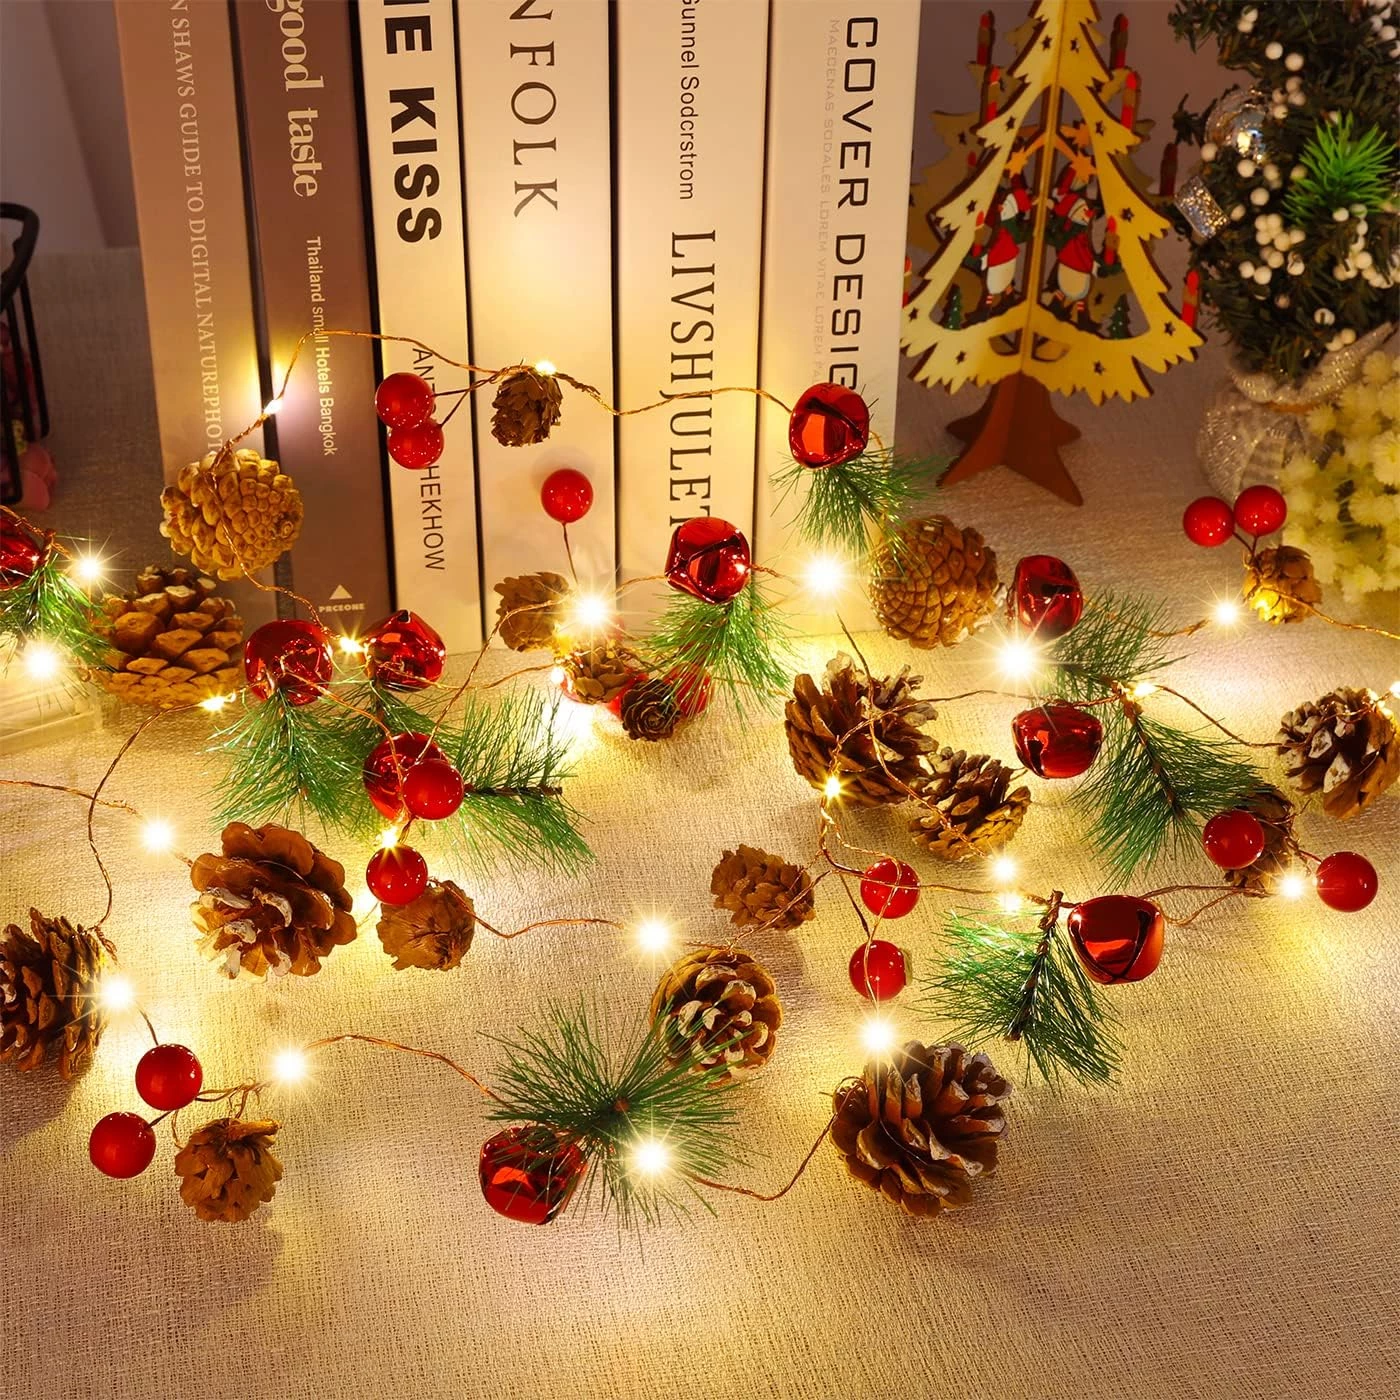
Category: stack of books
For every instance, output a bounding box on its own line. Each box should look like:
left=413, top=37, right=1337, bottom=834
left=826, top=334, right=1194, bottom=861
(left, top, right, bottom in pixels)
left=115, top=0, right=921, bottom=649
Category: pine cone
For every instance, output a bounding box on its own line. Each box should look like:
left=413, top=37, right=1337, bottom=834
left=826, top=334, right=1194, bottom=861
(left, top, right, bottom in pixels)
left=869, top=516, right=998, bottom=648
left=493, top=571, right=571, bottom=652
left=649, top=947, right=782, bottom=1081
left=1244, top=545, right=1322, bottom=624
left=711, top=845, right=816, bottom=931
left=0, top=910, right=107, bottom=1078
left=94, top=565, right=244, bottom=709
left=174, top=1118, right=283, bottom=1222
left=562, top=639, right=641, bottom=704
left=160, top=447, right=303, bottom=580
left=785, top=653, right=937, bottom=805
left=376, top=879, right=476, bottom=971
left=831, top=1040, right=1010, bottom=1218
left=1276, top=686, right=1399, bottom=819
left=1223, top=785, right=1299, bottom=895
left=190, top=822, right=357, bottom=977
left=620, top=677, right=681, bottom=741
left=908, top=749, right=1030, bottom=861
left=490, top=367, right=563, bottom=446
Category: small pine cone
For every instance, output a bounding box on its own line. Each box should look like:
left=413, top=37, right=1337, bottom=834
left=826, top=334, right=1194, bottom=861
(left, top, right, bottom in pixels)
left=869, top=516, right=998, bottom=648
left=620, top=677, right=681, bottom=741
left=1223, top=785, right=1299, bottom=895
left=376, top=879, right=476, bottom=971
left=0, top=910, right=108, bottom=1078
left=493, top=571, right=571, bottom=652
left=174, top=1118, right=283, bottom=1223
left=1244, top=545, right=1322, bottom=624
left=785, top=653, right=937, bottom=805
left=1276, top=686, right=1399, bottom=819
left=490, top=367, right=564, bottom=446
left=831, top=1040, right=1010, bottom=1218
left=711, top=845, right=816, bottom=931
left=94, top=565, right=244, bottom=709
left=909, top=749, right=1030, bottom=861
left=160, top=447, right=303, bottom=580
left=562, top=640, right=640, bottom=705
left=650, top=947, right=782, bottom=1081
left=190, top=821, right=357, bottom=977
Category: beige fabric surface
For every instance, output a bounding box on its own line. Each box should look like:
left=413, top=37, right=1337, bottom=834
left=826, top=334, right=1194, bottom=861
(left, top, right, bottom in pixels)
left=3, top=251, right=1398, bottom=1400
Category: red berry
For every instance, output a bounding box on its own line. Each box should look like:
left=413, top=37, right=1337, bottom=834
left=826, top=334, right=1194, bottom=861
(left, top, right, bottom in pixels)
left=89, top=1112, right=157, bottom=1178
left=1201, top=810, right=1267, bottom=870
left=1182, top=496, right=1235, bottom=547
left=847, top=939, right=909, bottom=1001
left=135, top=1044, right=204, bottom=1111
left=859, top=859, right=919, bottom=919
left=402, top=758, right=466, bottom=820
left=366, top=845, right=429, bottom=905
left=540, top=468, right=594, bottom=524
left=1233, top=484, right=1287, bottom=537
left=1315, top=851, right=1378, bottom=912
left=374, top=372, right=435, bottom=430
left=388, top=419, right=445, bottom=469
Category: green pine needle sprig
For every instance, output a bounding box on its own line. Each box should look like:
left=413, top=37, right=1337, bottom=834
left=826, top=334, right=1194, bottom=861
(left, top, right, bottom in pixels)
left=0, top=548, right=108, bottom=672
left=1285, top=115, right=1396, bottom=226
left=1048, top=592, right=1181, bottom=701
left=487, top=1003, right=746, bottom=1229
left=771, top=449, right=937, bottom=557
left=920, top=910, right=1121, bottom=1088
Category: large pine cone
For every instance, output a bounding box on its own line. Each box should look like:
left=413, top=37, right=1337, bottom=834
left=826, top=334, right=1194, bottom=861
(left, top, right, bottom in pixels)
left=0, top=910, right=107, bottom=1078
left=786, top=654, right=937, bottom=805
left=869, top=516, right=998, bottom=648
left=831, top=1041, right=1010, bottom=1218
left=174, top=1118, right=283, bottom=1222
left=1223, top=785, right=1299, bottom=895
left=650, top=947, right=782, bottom=1082
left=493, top=571, right=571, bottom=652
left=909, top=749, right=1030, bottom=861
left=711, top=845, right=816, bottom=931
left=376, top=879, right=476, bottom=971
left=1244, top=545, right=1322, bottom=624
left=1276, top=686, right=1399, bottom=819
left=190, top=822, right=357, bottom=977
left=94, top=565, right=244, bottom=709
left=490, top=367, right=563, bottom=446
left=160, top=447, right=303, bottom=580
left=563, top=639, right=641, bottom=705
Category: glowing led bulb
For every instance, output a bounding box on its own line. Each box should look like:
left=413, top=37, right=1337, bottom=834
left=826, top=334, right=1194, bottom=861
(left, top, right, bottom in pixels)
left=635, top=918, right=671, bottom=954
left=1277, top=870, right=1308, bottom=900
left=632, top=1138, right=670, bottom=1176
left=351, top=888, right=379, bottom=919
left=98, top=974, right=135, bottom=1013
left=1132, top=681, right=1158, bottom=698
left=199, top=694, right=230, bottom=713
left=996, top=892, right=1025, bottom=914
left=378, top=826, right=402, bottom=850
left=860, top=1016, right=897, bottom=1056
left=1390, top=680, right=1400, bottom=699
left=803, top=554, right=847, bottom=597
left=263, top=396, right=285, bottom=415
left=141, top=819, right=175, bottom=854
left=337, top=634, right=363, bottom=656
left=997, top=637, right=1041, bottom=682
left=534, top=359, right=558, bottom=376
left=823, top=775, right=842, bottom=801
left=22, top=642, right=60, bottom=682
left=549, top=665, right=567, bottom=687
left=569, top=593, right=613, bottom=631
left=990, top=855, right=1017, bottom=885
left=72, top=553, right=105, bottom=585
left=1213, top=599, right=1241, bottom=626
left=272, top=1048, right=308, bottom=1084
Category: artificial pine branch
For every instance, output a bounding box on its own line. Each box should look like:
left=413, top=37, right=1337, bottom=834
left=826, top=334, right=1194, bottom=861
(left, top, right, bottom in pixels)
left=771, top=449, right=937, bottom=557
left=0, top=549, right=108, bottom=672
left=1048, top=592, right=1180, bottom=700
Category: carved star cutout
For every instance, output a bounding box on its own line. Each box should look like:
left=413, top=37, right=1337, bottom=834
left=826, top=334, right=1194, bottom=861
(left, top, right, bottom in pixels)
left=1006, top=115, right=1017, bottom=131
left=1092, top=360, right=1105, bottom=374
left=956, top=350, right=968, bottom=363
left=1041, top=36, right=1051, bottom=50
left=1070, top=38, right=1080, bottom=52
left=967, top=199, right=979, bottom=214
left=1164, top=323, right=1175, bottom=336
left=1120, top=208, right=1135, bottom=222
left=1094, top=120, right=1105, bottom=136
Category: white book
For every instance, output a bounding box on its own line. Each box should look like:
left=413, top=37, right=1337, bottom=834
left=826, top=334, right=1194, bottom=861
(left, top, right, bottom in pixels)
left=755, top=1, right=921, bottom=617
left=358, top=0, right=483, bottom=651
left=614, top=0, right=769, bottom=589
left=458, top=0, right=615, bottom=623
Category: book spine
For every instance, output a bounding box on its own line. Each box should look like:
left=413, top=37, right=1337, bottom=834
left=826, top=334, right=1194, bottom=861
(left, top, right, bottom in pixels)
left=614, top=0, right=769, bottom=587
left=458, top=0, right=615, bottom=618
left=754, top=2, right=921, bottom=603
left=232, top=0, right=392, bottom=629
left=357, top=0, right=483, bottom=651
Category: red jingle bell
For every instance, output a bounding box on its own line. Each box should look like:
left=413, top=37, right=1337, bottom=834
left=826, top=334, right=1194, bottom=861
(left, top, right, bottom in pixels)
left=135, top=1043, right=204, bottom=1111
left=479, top=1125, right=587, bottom=1225
left=89, top=1111, right=158, bottom=1178
left=366, top=844, right=429, bottom=906
left=1067, top=895, right=1165, bottom=984
left=847, top=938, right=909, bottom=1001
left=788, top=383, right=871, bottom=468
left=363, top=731, right=448, bottom=820
left=244, top=619, right=334, bottom=706
left=665, top=517, right=752, bottom=604
left=859, top=859, right=920, bottom=920
left=402, top=758, right=466, bottom=821
left=1011, top=703, right=1103, bottom=779
left=540, top=468, right=594, bottom=524
left=1182, top=496, right=1235, bottom=548
left=388, top=418, right=445, bottom=470
left=1233, top=484, right=1287, bottom=537
left=374, top=372, right=435, bottom=430
left=1315, top=851, right=1378, bottom=912
left=363, top=609, right=446, bottom=691
left=1201, top=810, right=1267, bottom=870
left=666, top=665, right=712, bottom=719
left=1011, top=554, right=1084, bottom=639
left=0, top=518, right=44, bottom=589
